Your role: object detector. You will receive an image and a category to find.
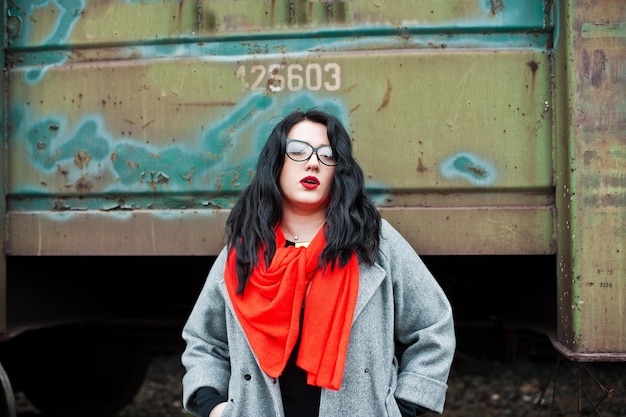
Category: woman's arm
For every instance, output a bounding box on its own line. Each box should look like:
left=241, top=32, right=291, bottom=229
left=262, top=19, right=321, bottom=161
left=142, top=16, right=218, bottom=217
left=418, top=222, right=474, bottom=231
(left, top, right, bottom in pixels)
left=380, top=220, right=456, bottom=414
left=181, top=249, right=232, bottom=416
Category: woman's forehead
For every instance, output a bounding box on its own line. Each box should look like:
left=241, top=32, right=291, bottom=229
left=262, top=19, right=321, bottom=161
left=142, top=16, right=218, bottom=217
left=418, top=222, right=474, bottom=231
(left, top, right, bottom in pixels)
left=287, top=120, right=329, bottom=145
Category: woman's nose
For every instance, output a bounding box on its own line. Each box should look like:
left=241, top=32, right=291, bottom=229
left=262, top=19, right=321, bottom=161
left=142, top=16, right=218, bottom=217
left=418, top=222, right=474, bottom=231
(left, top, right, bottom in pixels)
left=305, top=152, right=321, bottom=170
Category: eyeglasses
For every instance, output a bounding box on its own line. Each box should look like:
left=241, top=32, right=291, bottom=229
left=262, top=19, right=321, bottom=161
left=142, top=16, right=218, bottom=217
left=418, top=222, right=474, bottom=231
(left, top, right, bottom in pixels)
left=285, top=139, right=338, bottom=166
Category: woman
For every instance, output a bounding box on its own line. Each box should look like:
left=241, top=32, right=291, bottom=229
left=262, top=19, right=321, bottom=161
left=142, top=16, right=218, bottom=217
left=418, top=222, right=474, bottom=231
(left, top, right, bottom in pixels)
left=182, top=109, right=455, bottom=417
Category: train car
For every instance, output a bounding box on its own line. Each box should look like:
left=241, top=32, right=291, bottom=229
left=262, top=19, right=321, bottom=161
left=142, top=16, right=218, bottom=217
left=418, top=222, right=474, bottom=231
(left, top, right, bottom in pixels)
left=0, top=0, right=624, bottom=416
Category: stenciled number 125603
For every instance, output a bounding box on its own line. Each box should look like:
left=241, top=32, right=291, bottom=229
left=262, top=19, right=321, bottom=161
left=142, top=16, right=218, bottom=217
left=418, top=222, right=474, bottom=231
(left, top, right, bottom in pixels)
left=236, top=63, right=341, bottom=93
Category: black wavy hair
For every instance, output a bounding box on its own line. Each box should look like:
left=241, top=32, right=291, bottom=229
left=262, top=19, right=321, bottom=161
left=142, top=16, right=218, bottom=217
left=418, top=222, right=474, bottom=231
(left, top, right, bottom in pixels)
left=226, top=109, right=381, bottom=293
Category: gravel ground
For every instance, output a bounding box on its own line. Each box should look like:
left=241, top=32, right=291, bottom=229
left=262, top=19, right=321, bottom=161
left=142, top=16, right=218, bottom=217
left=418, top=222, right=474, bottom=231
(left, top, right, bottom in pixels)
left=16, top=353, right=626, bottom=417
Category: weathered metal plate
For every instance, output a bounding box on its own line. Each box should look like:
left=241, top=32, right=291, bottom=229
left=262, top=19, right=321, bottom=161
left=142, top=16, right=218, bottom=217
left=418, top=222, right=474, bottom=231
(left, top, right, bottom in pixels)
left=7, top=0, right=548, bottom=48
left=8, top=51, right=552, bottom=193
left=6, top=205, right=554, bottom=256
left=7, top=48, right=553, bottom=255
left=554, top=0, right=626, bottom=355
left=4, top=0, right=554, bottom=258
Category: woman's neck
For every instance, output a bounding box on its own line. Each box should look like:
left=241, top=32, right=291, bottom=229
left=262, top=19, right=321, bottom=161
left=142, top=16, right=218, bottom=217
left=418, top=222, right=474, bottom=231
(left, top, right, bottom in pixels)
left=280, top=209, right=326, bottom=243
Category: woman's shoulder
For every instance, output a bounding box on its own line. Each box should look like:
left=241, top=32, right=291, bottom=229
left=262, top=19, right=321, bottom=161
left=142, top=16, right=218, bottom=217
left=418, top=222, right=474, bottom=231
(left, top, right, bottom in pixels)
left=204, top=246, right=229, bottom=284
left=379, top=218, right=407, bottom=244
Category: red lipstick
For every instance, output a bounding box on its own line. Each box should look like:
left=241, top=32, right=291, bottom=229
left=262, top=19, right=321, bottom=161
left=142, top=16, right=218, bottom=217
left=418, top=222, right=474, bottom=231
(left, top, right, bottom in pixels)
left=300, top=176, right=320, bottom=189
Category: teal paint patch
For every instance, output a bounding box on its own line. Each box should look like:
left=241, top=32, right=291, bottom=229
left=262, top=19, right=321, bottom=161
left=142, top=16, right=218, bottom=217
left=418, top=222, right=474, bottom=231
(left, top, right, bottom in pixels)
left=12, top=92, right=352, bottom=208
left=10, top=32, right=552, bottom=75
left=8, top=0, right=83, bottom=47
left=27, top=117, right=110, bottom=170
left=10, top=0, right=85, bottom=82
left=112, top=93, right=274, bottom=190
left=481, top=0, right=546, bottom=24
left=440, top=153, right=496, bottom=186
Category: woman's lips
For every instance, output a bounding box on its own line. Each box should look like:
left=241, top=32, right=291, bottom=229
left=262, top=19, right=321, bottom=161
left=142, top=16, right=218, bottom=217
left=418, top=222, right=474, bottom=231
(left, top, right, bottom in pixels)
left=300, top=176, right=320, bottom=189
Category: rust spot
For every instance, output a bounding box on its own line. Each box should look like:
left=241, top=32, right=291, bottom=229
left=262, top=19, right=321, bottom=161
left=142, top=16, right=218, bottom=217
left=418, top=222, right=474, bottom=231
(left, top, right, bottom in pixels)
left=53, top=199, right=70, bottom=211
left=49, top=124, right=59, bottom=131
left=376, top=79, right=392, bottom=112
left=582, top=49, right=590, bottom=79
left=488, top=0, right=504, bottom=17
left=156, top=172, right=169, bottom=185
left=465, top=164, right=488, bottom=178
left=36, top=142, right=47, bottom=150
left=590, top=49, right=606, bottom=87
left=182, top=167, right=195, bottom=184
left=527, top=61, right=539, bottom=74
left=74, top=150, right=92, bottom=169
left=142, top=119, right=156, bottom=129
left=416, top=157, right=428, bottom=173
left=349, top=104, right=361, bottom=113
left=583, top=150, right=598, bottom=165
left=75, top=176, right=93, bottom=192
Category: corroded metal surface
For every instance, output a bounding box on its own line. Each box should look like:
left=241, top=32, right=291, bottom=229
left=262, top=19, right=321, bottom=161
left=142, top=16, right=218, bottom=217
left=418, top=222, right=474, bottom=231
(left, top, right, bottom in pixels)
left=554, top=0, right=626, bottom=355
left=7, top=1, right=548, bottom=48
left=4, top=0, right=554, bottom=256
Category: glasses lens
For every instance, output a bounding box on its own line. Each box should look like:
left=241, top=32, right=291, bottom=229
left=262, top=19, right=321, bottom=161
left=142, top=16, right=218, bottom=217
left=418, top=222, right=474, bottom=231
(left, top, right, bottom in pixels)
left=286, top=140, right=338, bottom=166
left=286, top=140, right=311, bottom=161
left=317, top=145, right=337, bottom=166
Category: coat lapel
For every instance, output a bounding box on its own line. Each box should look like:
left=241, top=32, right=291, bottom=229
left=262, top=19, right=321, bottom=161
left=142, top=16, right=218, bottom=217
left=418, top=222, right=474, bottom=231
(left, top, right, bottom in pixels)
left=353, top=262, right=386, bottom=322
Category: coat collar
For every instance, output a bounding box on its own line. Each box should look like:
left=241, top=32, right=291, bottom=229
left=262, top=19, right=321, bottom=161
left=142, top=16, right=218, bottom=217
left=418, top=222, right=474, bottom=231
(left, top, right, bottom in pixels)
left=354, top=262, right=386, bottom=322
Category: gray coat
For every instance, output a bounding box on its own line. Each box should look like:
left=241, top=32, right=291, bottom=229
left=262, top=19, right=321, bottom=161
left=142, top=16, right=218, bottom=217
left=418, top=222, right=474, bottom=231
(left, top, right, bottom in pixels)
left=182, top=220, right=455, bottom=416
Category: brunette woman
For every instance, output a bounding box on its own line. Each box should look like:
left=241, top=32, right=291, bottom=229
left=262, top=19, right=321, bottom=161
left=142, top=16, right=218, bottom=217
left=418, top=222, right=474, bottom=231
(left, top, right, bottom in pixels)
left=182, top=109, right=455, bottom=417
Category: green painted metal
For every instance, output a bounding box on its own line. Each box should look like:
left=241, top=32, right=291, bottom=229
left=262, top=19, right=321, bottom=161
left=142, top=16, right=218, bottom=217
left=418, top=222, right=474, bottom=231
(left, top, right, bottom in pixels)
left=8, top=51, right=552, bottom=198
left=2, top=0, right=560, bottom=328
left=2, top=0, right=624, bottom=362
left=1, top=0, right=7, bottom=335
left=554, top=0, right=626, bottom=357
left=5, top=1, right=554, bottom=257
left=7, top=1, right=548, bottom=48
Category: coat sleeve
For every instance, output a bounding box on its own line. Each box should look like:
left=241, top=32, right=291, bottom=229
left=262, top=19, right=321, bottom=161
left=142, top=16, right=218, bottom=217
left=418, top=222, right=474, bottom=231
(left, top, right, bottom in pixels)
left=379, top=220, right=456, bottom=414
left=181, top=247, right=231, bottom=416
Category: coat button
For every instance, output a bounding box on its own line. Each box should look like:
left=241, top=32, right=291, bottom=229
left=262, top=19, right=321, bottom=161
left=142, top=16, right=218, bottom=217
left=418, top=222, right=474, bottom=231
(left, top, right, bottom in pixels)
left=364, top=368, right=369, bottom=373
left=272, top=378, right=277, bottom=384
left=244, top=374, right=252, bottom=381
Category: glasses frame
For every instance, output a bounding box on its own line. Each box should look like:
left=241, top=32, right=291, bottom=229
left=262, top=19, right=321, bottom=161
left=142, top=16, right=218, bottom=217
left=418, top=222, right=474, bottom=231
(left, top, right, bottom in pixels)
left=284, top=139, right=339, bottom=166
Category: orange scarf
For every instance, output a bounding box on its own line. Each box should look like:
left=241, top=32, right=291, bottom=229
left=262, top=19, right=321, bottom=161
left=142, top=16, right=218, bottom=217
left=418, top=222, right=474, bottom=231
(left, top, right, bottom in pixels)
left=225, top=226, right=359, bottom=390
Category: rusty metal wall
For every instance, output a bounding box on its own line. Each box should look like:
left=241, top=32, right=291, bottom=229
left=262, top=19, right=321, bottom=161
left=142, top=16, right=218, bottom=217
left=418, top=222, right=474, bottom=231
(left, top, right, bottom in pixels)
left=4, top=0, right=554, bottom=257
left=3, top=0, right=625, bottom=359
left=554, top=0, right=626, bottom=357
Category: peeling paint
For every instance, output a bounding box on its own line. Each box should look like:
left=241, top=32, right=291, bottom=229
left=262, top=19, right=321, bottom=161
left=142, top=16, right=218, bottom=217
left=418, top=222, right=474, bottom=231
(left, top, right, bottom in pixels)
left=9, top=0, right=85, bottom=82
left=12, top=92, right=351, bottom=205
left=440, top=153, right=497, bottom=186
left=488, top=0, right=505, bottom=17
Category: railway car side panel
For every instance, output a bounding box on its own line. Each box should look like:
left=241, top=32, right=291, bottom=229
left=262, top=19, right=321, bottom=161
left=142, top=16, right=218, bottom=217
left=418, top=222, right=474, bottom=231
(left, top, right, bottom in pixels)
left=7, top=49, right=554, bottom=256
left=5, top=1, right=554, bottom=259
left=555, top=0, right=626, bottom=356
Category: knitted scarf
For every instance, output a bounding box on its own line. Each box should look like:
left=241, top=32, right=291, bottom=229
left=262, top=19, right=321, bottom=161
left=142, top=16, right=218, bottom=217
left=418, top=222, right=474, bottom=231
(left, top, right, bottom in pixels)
left=225, top=225, right=359, bottom=390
